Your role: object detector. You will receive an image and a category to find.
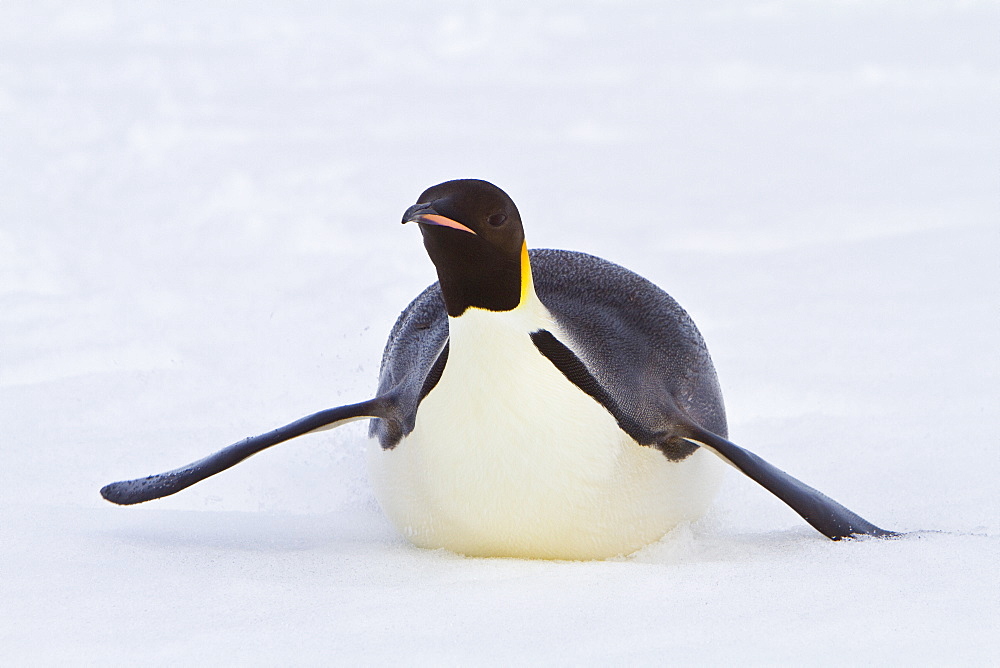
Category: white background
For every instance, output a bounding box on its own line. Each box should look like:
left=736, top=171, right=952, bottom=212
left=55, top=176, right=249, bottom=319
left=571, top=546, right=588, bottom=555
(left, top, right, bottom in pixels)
left=2, top=1, right=997, bottom=664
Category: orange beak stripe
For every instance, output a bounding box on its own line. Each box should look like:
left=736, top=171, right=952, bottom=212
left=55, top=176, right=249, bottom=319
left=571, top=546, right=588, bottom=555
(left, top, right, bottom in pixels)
left=414, top=214, right=477, bottom=235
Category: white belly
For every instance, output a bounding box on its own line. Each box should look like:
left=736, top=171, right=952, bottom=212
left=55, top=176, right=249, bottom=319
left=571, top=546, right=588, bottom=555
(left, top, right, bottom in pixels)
left=366, top=306, right=722, bottom=560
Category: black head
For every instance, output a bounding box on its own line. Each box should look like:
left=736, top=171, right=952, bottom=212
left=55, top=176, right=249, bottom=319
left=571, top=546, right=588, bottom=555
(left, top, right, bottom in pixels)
left=402, top=179, right=528, bottom=317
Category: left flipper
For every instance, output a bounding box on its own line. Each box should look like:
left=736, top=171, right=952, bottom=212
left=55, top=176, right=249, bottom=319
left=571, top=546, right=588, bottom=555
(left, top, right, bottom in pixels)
left=676, top=424, right=899, bottom=540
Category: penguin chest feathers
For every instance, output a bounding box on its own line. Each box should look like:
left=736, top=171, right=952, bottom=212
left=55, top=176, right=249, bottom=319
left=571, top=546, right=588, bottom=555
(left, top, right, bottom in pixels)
left=367, top=301, right=722, bottom=560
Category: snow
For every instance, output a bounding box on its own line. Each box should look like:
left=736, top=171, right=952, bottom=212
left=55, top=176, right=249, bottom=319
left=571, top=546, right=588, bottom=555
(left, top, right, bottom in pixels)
left=2, top=1, right=998, bottom=664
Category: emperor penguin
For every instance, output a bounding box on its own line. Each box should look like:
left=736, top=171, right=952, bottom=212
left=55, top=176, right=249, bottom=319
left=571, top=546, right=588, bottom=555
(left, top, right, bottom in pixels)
left=102, top=179, right=895, bottom=559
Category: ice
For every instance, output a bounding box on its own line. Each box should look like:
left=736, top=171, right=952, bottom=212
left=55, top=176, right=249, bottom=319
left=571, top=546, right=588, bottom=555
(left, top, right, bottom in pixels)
left=1, top=1, right=997, bottom=664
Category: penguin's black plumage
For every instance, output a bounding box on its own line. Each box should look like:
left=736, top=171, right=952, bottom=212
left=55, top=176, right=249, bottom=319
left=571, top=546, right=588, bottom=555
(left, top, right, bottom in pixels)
left=102, top=179, right=895, bottom=558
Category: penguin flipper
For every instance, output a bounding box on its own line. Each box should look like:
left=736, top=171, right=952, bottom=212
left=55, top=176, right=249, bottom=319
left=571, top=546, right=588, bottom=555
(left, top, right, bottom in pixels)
left=680, top=424, right=898, bottom=540
left=101, top=396, right=397, bottom=506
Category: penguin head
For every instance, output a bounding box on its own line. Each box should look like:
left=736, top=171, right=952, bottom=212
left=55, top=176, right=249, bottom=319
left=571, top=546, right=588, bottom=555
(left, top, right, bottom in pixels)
left=403, top=179, right=530, bottom=317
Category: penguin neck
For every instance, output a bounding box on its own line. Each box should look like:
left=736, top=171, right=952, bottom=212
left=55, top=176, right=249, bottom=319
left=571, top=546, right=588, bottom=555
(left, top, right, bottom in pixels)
left=436, top=241, right=536, bottom=318
left=446, top=243, right=550, bottom=344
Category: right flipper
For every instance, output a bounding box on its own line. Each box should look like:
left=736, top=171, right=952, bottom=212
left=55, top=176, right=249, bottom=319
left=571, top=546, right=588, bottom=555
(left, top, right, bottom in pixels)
left=101, top=396, right=395, bottom=506
left=681, top=424, right=898, bottom=540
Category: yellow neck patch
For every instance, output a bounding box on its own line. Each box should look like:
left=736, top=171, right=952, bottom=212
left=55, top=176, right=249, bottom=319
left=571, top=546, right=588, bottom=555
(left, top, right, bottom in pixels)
left=518, top=241, right=534, bottom=308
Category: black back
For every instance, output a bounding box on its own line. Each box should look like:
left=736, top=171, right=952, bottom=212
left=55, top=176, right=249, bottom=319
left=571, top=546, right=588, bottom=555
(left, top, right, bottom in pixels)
left=369, top=249, right=727, bottom=452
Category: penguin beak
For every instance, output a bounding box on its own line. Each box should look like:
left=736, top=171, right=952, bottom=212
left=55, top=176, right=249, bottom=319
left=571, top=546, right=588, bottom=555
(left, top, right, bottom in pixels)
left=402, top=202, right=477, bottom=235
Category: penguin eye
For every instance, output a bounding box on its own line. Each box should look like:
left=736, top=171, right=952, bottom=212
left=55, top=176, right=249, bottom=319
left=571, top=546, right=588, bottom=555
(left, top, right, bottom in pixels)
left=487, top=213, right=507, bottom=227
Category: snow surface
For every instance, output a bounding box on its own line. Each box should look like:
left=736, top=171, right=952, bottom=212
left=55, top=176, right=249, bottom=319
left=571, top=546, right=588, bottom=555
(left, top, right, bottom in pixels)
left=2, top=1, right=998, bottom=664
